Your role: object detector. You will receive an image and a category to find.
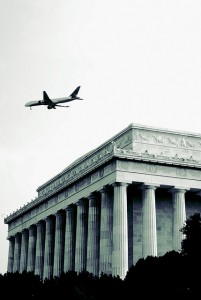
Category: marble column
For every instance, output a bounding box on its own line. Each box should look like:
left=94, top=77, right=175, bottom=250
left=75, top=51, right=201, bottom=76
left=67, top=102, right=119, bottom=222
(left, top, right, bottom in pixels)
left=141, top=184, right=158, bottom=258
left=43, top=216, right=55, bottom=280
left=27, top=225, right=37, bottom=272
left=7, top=236, right=15, bottom=273
left=64, top=204, right=76, bottom=272
left=53, top=210, right=65, bottom=278
left=13, top=233, right=21, bottom=272
left=87, top=193, right=100, bottom=276
left=170, top=187, right=188, bottom=252
left=20, top=229, right=29, bottom=273
left=35, top=221, right=45, bottom=279
left=112, top=182, right=129, bottom=279
left=99, top=187, right=113, bottom=275
left=75, top=198, right=88, bottom=273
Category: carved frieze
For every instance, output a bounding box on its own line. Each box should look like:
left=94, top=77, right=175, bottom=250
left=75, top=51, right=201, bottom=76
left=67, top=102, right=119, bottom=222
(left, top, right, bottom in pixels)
left=176, top=168, right=187, bottom=177
left=6, top=162, right=115, bottom=226
left=117, top=160, right=196, bottom=180
left=5, top=124, right=201, bottom=225
left=117, top=159, right=201, bottom=182
left=133, top=129, right=200, bottom=150
left=146, top=164, right=157, bottom=173
left=58, top=192, right=65, bottom=202
left=36, top=126, right=201, bottom=199
left=114, top=130, right=133, bottom=148
left=37, top=143, right=114, bottom=197
left=114, top=145, right=200, bottom=167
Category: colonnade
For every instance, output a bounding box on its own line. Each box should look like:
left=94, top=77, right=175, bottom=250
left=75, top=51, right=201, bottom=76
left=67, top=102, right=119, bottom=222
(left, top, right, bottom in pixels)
left=7, top=183, right=189, bottom=280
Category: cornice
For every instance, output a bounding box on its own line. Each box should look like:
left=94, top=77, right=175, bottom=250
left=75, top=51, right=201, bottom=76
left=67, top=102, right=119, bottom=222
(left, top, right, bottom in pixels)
left=4, top=123, right=201, bottom=224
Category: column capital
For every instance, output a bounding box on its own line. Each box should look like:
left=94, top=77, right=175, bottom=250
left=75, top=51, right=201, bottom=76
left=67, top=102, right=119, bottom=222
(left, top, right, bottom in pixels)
left=76, top=198, right=87, bottom=206
left=99, top=185, right=113, bottom=195
left=14, top=232, right=21, bottom=238
left=29, top=224, right=37, bottom=235
left=36, top=220, right=44, bottom=226
left=65, top=204, right=76, bottom=212
left=87, top=192, right=97, bottom=200
left=44, top=215, right=54, bottom=223
left=99, top=187, right=107, bottom=194
left=112, top=182, right=129, bottom=188
left=140, top=183, right=160, bottom=191
left=22, top=228, right=29, bottom=235
left=7, top=235, right=15, bottom=241
left=169, top=186, right=190, bottom=194
left=55, top=209, right=65, bottom=217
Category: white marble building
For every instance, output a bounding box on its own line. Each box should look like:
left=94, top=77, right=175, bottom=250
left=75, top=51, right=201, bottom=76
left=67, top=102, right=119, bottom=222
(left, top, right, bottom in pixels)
left=4, top=123, right=201, bottom=280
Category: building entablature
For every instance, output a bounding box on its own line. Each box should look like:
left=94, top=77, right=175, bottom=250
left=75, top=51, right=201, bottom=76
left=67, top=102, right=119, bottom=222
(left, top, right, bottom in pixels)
left=36, top=123, right=201, bottom=198
left=4, top=123, right=201, bottom=225
left=5, top=160, right=201, bottom=237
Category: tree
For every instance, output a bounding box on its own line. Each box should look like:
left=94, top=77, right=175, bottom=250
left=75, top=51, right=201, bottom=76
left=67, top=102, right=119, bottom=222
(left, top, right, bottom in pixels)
left=180, top=212, right=201, bottom=260
left=180, top=213, right=201, bottom=295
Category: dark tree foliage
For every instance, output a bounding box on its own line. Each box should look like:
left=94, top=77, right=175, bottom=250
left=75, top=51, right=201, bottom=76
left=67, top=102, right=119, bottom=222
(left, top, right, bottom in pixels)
left=0, top=271, right=42, bottom=300
left=2, top=213, right=201, bottom=299
left=124, top=251, right=188, bottom=299
left=95, top=272, right=125, bottom=300
left=180, top=212, right=201, bottom=259
left=180, top=213, right=201, bottom=296
left=0, top=270, right=125, bottom=300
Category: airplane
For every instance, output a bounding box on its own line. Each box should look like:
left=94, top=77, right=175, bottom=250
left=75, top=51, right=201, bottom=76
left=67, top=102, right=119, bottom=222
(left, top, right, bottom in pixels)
left=25, top=86, right=83, bottom=110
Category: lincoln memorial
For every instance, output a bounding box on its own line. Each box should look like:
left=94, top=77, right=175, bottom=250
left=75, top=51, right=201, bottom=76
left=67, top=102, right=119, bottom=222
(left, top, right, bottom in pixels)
left=4, top=123, right=201, bottom=280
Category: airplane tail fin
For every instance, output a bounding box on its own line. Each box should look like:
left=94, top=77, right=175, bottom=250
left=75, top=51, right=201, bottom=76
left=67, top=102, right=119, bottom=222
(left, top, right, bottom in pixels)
left=43, top=91, right=50, bottom=100
left=70, top=86, right=80, bottom=98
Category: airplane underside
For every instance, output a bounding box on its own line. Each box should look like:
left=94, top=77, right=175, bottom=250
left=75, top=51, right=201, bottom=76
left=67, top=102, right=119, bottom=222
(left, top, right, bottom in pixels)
left=47, top=104, right=69, bottom=109
left=47, top=105, right=56, bottom=109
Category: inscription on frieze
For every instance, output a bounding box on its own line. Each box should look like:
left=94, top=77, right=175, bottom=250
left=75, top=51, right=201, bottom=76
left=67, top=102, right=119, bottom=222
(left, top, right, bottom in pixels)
left=37, top=143, right=113, bottom=197
left=58, top=192, right=65, bottom=202
left=146, top=165, right=157, bottom=173
left=49, top=198, right=55, bottom=206
left=150, top=135, right=164, bottom=144
left=15, top=218, right=21, bottom=226
left=99, top=168, right=104, bottom=178
left=104, top=165, right=112, bottom=174
left=133, top=129, right=200, bottom=150
left=176, top=168, right=187, bottom=177
left=75, top=178, right=88, bottom=192
left=31, top=210, right=36, bottom=217
left=115, top=130, right=133, bottom=148
left=39, top=204, right=44, bottom=212
left=91, top=171, right=99, bottom=182
left=117, top=160, right=201, bottom=180
left=68, top=186, right=75, bottom=196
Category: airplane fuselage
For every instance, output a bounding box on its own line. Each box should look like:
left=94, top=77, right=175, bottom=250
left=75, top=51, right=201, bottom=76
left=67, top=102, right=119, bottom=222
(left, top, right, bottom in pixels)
left=25, top=86, right=83, bottom=109
left=51, top=97, right=75, bottom=104
left=25, top=97, right=80, bottom=108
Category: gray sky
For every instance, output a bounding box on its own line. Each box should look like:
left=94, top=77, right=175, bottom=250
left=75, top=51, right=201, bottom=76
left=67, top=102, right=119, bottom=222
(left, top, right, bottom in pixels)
left=1, top=0, right=201, bottom=274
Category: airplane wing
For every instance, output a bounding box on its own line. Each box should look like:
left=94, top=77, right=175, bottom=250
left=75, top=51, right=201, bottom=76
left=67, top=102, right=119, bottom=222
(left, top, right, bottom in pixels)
left=43, top=91, right=54, bottom=105
left=70, top=86, right=80, bottom=97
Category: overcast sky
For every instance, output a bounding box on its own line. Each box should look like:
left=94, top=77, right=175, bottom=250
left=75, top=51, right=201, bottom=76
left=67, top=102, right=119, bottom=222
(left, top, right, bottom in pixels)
left=1, top=0, right=201, bottom=274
